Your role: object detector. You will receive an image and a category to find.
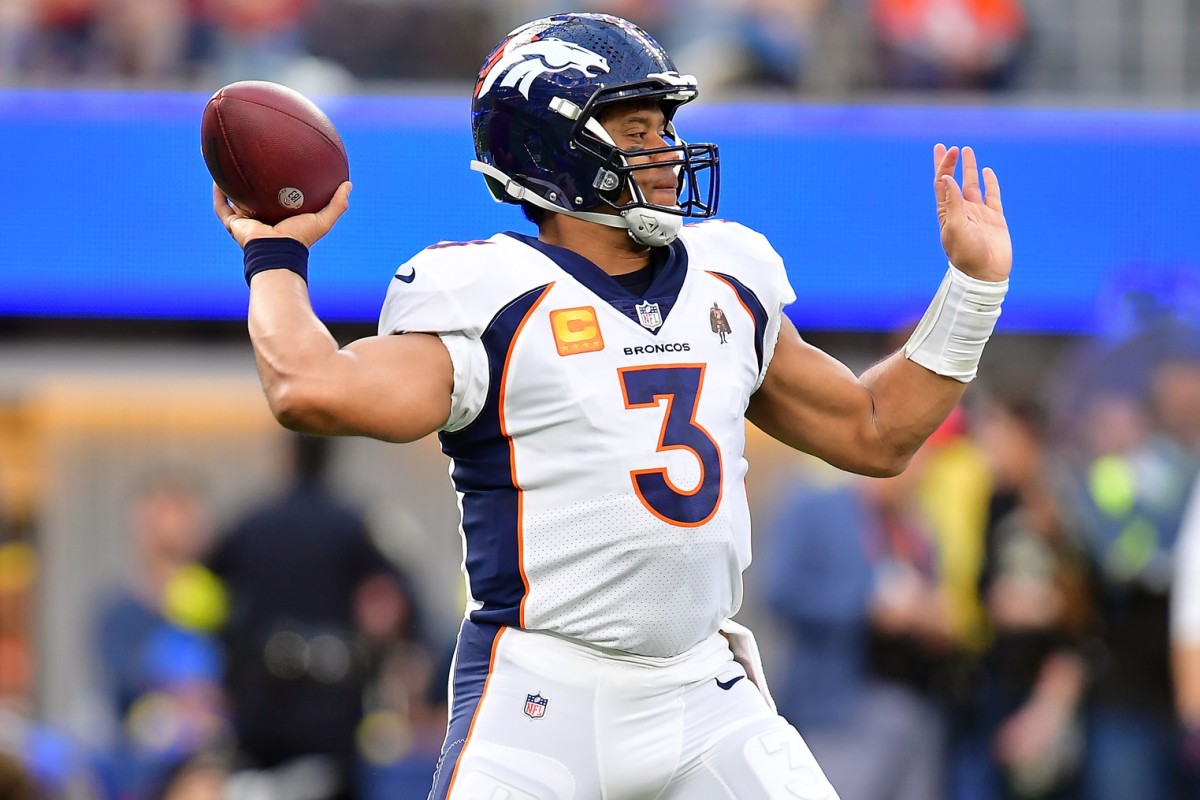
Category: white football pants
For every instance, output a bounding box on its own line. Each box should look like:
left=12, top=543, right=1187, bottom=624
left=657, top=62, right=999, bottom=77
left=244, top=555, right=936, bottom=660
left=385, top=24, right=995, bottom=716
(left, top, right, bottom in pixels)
left=427, top=620, right=840, bottom=800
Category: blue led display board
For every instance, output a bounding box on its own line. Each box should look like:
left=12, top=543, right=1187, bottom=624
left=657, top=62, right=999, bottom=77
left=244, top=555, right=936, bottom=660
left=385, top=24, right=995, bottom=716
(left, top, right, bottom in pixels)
left=1, top=90, right=1197, bottom=333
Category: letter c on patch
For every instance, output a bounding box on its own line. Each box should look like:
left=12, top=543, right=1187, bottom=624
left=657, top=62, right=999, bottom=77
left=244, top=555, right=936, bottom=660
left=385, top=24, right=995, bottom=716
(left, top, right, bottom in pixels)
left=550, top=306, right=605, bottom=356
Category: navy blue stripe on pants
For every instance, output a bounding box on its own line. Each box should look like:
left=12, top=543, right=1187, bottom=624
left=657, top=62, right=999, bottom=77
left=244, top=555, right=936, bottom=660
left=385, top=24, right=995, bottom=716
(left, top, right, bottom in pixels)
left=427, top=620, right=502, bottom=800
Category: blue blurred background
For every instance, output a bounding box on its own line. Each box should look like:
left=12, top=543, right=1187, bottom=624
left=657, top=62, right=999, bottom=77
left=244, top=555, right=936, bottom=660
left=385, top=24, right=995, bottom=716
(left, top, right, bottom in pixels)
left=4, top=93, right=1200, bottom=334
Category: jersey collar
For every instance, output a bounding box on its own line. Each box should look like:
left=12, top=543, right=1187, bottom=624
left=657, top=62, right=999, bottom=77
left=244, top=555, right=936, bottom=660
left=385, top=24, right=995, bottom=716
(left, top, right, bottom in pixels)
left=503, top=231, right=688, bottom=334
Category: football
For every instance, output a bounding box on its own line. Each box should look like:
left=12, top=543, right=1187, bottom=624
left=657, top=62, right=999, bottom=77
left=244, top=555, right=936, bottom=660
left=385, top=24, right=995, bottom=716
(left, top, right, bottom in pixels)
left=201, top=80, right=349, bottom=226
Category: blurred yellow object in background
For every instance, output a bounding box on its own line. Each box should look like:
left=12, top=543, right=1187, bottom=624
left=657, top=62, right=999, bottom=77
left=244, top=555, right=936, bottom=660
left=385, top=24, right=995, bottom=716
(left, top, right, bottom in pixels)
left=163, top=563, right=229, bottom=633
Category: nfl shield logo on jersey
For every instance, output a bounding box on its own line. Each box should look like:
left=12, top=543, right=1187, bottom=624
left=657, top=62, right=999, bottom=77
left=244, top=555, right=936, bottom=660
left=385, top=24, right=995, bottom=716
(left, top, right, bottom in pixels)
left=524, top=692, right=549, bottom=720
left=635, top=301, right=663, bottom=331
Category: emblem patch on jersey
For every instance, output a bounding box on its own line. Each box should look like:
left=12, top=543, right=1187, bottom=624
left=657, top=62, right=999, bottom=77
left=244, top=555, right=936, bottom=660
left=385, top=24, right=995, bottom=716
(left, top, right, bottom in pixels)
left=476, top=38, right=610, bottom=100
left=709, top=302, right=732, bottom=344
left=635, top=301, right=663, bottom=331
left=550, top=306, right=605, bottom=356
left=524, top=693, right=549, bottom=719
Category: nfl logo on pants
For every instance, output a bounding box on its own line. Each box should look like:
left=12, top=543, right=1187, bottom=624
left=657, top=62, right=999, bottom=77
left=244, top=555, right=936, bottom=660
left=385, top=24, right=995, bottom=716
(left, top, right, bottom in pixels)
left=524, top=693, right=548, bottom=719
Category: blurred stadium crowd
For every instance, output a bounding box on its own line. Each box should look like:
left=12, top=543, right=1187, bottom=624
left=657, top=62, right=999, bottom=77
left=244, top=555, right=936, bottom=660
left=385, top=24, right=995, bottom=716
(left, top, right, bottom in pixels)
left=2, top=0, right=1200, bottom=98
left=761, top=317, right=1200, bottom=800
left=2, top=0, right=1200, bottom=799
left=3, top=322, right=1200, bottom=800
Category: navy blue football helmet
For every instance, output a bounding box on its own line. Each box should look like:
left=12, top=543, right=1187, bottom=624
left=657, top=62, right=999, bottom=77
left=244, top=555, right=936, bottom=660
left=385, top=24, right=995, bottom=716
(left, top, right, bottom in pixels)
left=470, top=13, right=720, bottom=246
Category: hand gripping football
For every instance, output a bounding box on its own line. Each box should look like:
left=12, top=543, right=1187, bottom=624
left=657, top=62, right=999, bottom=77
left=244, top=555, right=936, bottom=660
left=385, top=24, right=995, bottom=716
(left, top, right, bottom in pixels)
left=201, top=80, right=350, bottom=225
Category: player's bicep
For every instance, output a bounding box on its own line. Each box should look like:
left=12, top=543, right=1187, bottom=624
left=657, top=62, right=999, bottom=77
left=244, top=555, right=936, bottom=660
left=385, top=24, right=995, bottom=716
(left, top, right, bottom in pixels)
left=747, top=317, right=887, bottom=474
left=310, top=332, right=454, bottom=442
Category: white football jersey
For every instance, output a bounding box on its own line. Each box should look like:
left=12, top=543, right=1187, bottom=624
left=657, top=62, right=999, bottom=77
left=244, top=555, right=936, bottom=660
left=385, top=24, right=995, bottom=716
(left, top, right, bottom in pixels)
left=379, top=221, right=796, bottom=657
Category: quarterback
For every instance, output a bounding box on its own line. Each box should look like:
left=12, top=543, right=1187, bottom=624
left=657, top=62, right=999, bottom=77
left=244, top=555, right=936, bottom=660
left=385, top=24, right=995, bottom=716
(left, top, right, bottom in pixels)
left=213, top=12, right=1011, bottom=800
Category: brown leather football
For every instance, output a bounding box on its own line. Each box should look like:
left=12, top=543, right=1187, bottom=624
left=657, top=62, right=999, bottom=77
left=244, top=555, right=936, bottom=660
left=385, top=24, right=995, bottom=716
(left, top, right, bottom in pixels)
left=201, top=81, right=349, bottom=225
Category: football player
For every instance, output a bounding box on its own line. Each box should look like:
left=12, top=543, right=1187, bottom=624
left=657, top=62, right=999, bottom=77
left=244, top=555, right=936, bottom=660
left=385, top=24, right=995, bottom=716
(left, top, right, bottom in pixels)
left=214, top=12, right=1011, bottom=799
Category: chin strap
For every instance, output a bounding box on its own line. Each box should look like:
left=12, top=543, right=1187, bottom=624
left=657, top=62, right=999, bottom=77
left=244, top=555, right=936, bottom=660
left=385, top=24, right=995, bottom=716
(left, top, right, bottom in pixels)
left=621, top=206, right=683, bottom=248
left=470, top=160, right=684, bottom=247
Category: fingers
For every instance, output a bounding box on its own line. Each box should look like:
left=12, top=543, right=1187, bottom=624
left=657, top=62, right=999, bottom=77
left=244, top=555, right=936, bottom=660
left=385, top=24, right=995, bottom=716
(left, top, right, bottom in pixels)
left=331, top=181, right=352, bottom=214
left=940, top=173, right=964, bottom=224
left=934, top=144, right=1002, bottom=213
left=961, top=146, right=982, bottom=203
left=275, top=181, right=352, bottom=247
left=313, top=181, right=352, bottom=230
left=933, top=144, right=959, bottom=224
left=983, top=166, right=1003, bottom=214
left=213, top=182, right=233, bottom=225
left=933, top=144, right=957, bottom=213
left=933, top=143, right=957, bottom=184
left=216, top=181, right=351, bottom=249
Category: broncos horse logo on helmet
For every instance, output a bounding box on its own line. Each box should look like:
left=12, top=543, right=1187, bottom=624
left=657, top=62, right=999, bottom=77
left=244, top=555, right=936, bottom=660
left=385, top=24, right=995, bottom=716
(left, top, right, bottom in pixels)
left=470, top=13, right=720, bottom=247
left=476, top=38, right=610, bottom=100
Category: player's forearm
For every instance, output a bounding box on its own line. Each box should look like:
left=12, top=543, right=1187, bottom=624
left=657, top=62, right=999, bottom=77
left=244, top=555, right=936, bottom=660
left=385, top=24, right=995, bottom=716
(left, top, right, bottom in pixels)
left=854, top=263, right=1008, bottom=467
left=247, top=269, right=345, bottom=433
left=859, top=351, right=967, bottom=465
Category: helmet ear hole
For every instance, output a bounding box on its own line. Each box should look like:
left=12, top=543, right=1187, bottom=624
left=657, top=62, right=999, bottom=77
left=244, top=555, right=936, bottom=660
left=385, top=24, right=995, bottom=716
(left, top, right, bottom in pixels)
left=523, top=128, right=552, bottom=172
left=521, top=126, right=586, bottom=209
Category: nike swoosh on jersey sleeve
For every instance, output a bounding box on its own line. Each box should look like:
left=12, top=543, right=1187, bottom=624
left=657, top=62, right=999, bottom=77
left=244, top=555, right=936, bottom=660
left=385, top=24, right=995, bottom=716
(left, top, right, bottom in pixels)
left=377, top=233, right=563, bottom=339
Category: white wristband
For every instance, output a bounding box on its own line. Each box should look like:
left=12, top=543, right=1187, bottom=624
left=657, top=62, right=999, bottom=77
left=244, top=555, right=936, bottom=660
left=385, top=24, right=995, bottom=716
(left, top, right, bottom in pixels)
left=903, top=263, right=1008, bottom=382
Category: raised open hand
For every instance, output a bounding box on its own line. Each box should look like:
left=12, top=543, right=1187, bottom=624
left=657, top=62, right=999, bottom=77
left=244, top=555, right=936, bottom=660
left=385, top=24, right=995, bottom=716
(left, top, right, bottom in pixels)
left=934, top=144, right=1011, bottom=283
left=213, top=181, right=352, bottom=249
